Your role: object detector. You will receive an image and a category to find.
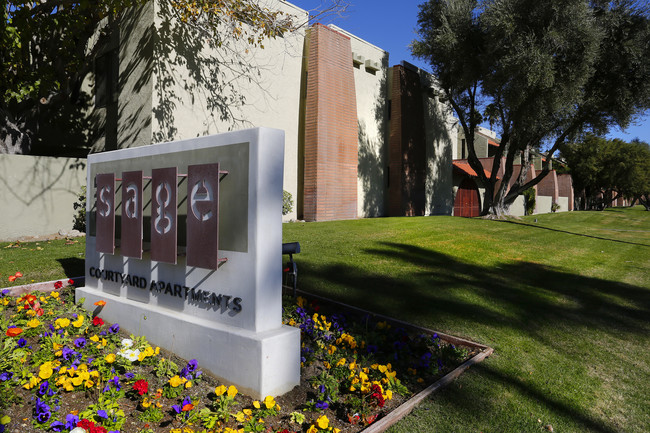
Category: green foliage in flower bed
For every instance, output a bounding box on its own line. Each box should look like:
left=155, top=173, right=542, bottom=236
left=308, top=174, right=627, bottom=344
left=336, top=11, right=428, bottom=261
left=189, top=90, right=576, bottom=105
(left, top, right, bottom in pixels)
left=0, top=282, right=470, bottom=433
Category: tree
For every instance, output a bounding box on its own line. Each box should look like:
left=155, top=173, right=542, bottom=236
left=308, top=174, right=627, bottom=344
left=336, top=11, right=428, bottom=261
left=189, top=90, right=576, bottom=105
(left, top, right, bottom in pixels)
left=412, top=0, right=650, bottom=216
left=562, top=135, right=650, bottom=210
left=1, top=0, right=333, bottom=156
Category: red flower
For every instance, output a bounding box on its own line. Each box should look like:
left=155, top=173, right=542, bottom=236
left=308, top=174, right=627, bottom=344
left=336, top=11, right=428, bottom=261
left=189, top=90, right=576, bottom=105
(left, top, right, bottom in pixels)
left=92, top=317, right=105, bottom=326
left=89, top=425, right=108, bottom=433
left=35, top=307, right=44, bottom=317
left=54, top=281, right=63, bottom=289
left=15, top=272, right=23, bottom=278
left=68, top=279, right=75, bottom=285
left=77, top=419, right=95, bottom=430
left=133, top=379, right=149, bottom=396
left=8, top=275, right=16, bottom=282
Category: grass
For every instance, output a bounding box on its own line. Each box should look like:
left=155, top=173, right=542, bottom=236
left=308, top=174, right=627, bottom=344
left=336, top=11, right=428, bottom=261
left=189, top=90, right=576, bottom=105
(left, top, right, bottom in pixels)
left=0, top=239, right=85, bottom=285
left=282, top=206, right=650, bottom=433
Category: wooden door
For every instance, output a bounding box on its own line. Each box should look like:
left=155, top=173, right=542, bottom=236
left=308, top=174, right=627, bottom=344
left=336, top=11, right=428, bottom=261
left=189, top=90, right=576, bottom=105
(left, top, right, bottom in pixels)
left=454, top=178, right=480, bottom=217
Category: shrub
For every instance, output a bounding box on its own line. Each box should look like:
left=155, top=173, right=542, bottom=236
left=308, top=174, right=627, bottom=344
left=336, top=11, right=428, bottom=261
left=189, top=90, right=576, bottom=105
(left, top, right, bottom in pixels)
left=283, top=190, right=293, bottom=216
left=523, top=188, right=536, bottom=215
left=72, top=186, right=86, bottom=232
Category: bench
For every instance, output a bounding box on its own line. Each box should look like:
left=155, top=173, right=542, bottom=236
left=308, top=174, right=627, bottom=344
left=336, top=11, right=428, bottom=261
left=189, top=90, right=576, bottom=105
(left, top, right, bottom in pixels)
left=282, top=242, right=300, bottom=297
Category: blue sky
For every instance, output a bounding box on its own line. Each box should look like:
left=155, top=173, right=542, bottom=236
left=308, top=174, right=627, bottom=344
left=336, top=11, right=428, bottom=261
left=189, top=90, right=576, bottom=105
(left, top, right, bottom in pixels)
left=291, top=0, right=650, bottom=144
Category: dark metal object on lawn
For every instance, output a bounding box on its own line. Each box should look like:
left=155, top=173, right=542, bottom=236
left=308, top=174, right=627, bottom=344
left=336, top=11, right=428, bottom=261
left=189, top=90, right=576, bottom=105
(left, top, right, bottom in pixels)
left=282, top=242, right=300, bottom=296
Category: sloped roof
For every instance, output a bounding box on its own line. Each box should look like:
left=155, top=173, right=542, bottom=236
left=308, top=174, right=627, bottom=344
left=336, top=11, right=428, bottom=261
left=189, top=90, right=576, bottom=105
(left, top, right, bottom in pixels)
left=453, top=161, right=497, bottom=179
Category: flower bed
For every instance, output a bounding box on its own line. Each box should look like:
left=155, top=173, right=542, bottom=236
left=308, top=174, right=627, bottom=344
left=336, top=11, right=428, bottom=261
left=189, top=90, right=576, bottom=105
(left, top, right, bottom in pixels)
left=0, top=283, right=476, bottom=433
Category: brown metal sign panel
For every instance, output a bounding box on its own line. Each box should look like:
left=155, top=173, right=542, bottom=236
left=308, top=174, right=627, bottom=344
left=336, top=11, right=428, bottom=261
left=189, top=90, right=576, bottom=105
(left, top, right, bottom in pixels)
left=121, top=170, right=143, bottom=259
left=95, top=173, right=115, bottom=254
left=186, top=163, right=220, bottom=270
left=151, top=167, right=178, bottom=264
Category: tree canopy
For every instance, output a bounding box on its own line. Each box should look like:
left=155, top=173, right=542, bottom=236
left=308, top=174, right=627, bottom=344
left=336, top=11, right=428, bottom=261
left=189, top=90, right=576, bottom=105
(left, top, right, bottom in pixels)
left=0, top=0, right=302, bottom=156
left=412, top=0, right=650, bottom=216
left=562, top=135, right=650, bottom=210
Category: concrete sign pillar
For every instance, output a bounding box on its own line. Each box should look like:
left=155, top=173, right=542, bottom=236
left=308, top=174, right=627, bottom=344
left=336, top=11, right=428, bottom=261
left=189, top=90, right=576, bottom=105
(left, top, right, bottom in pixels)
left=77, top=128, right=300, bottom=398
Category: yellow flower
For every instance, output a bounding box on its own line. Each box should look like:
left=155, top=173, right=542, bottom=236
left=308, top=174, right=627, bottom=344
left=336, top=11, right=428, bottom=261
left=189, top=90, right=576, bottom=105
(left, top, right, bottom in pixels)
left=296, top=296, right=306, bottom=307
left=235, top=412, right=246, bottom=423
left=349, top=385, right=356, bottom=392
left=306, top=426, right=318, bottom=433
left=336, top=358, right=346, bottom=367
left=227, top=385, right=238, bottom=398
left=71, top=376, right=84, bottom=387
left=39, top=365, right=53, bottom=380
left=71, top=315, right=84, bottom=328
left=333, top=429, right=341, bottom=433
left=316, top=415, right=329, bottom=429
left=54, top=318, right=70, bottom=329
left=26, top=318, right=40, bottom=328
left=89, top=335, right=99, bottom=343
left=26, top=309, right=36, bottom=317
left=23, top=375, right=40, bottom=390
left=169, top=375, right=184, bottom=387
left=49, top=292, right=60, bottom=299
left=84, top=379, right=94, bottom=388
left=263, top=395, right=275, bottom=409
left=214, top=385, right=227, bottom=396
left=185, top=381, right=192, bottom=389
left=105, top=354, right=116, bottom=363
left=378, top=364, right=388, bottom=373
left=252, top=400, right=260, bottom=409
left=142, top=398, right=152, bottom=408
left=385, top=389, right=393, bottom=400
left=243, top=409, right=252, bottom=416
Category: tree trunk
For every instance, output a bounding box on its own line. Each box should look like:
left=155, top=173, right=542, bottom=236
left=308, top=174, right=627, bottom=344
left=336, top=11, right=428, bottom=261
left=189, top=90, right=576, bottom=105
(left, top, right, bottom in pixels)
left=0, top=110, right=32, bottom=154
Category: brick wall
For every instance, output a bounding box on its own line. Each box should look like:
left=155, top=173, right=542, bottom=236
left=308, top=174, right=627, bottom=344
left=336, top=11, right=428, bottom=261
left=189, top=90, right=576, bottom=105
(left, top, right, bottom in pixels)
left=387, top=65, right=426, bottom=216
left=535, top=170, right=559, bottom=202
left=557, top=173, right=574, bottom=211
left=303, top=24, right=358, bottom=221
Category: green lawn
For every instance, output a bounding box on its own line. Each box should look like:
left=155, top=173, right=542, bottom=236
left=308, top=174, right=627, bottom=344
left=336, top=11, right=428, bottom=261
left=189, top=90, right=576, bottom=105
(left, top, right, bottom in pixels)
left=283, top=207, right=650, bottom=433
left=0, top=238, right=85, bottom=285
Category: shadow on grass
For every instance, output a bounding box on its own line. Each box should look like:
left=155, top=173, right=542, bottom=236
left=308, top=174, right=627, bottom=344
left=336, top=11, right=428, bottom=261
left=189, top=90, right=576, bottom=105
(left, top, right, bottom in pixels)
left=300, top=242, right=650, bottom=433
left=57, top=258, right=85, bottom=279
left=497, top=220, right=650, bottom=247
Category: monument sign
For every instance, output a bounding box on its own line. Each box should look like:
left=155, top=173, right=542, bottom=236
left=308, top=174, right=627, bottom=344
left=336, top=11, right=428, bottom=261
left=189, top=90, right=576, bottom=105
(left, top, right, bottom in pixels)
left=77, top=128, right=300, bottom=398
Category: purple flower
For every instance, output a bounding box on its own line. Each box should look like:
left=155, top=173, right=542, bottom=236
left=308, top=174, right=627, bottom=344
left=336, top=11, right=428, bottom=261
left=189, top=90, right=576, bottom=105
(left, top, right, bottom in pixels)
left=38, top=381, right=50, bottom=396
left=318, top=384, right=326, bottom=394
left=0, top=372, right=13, bottom=381
left=49, top=421, right=65, bottom=432
left=17, top=338, right=27, bottom=347
left=61, top=347, right=76, bottom=361
left=74, top=337, right=86, bottom=348
left=315, top=400, right=329, bottom=410
left=97, top=409, right=108, bottom=419
left=103, top=376, right=121, bottom=393
left=1, top=289, right=9, bottom=296
left=34, top=398, right=51, bottom=424
left=109, top=323, right=120, bottom=334
left=124, top=372, right=134, bottom=380
left=65, top=414, right=79, bottom=429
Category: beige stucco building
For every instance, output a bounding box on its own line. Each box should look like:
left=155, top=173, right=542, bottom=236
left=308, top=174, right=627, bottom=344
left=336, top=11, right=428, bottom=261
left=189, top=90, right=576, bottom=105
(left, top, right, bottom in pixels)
left=83, top=0, right=458, bottom=222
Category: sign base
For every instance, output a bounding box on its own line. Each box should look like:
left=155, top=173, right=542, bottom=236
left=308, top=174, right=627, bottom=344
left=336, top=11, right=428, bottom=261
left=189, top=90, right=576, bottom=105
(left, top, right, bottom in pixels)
left=76, top=286, right=301, bottom=398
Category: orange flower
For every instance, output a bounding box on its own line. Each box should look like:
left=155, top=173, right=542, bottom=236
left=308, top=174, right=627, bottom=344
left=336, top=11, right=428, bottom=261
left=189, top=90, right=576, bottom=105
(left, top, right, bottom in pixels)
left=8, top=276, right=16, bottom=282
left=6, top=327, right=23, bottom=337
left=182, top=403, right=194, bottom=412
left=94, top=300, right=107, bottom=307
left=15, top=272, right=23, bottom=278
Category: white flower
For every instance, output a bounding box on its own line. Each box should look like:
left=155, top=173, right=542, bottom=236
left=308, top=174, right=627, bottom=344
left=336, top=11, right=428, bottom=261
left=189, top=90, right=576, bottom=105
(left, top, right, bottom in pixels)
left=117, top=348, right=141, bottom=362
left=126, top=349, right=141, bottom=362
left=121, top=338, right=134, bottom=348
left=70, top=428, right=87, bottom=433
